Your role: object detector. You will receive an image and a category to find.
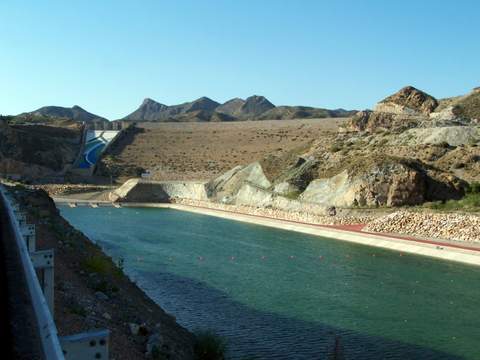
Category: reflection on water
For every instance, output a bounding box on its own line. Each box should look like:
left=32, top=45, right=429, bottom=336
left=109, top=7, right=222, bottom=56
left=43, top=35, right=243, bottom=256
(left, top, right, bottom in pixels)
left=60, top=206, right=480, bottom=359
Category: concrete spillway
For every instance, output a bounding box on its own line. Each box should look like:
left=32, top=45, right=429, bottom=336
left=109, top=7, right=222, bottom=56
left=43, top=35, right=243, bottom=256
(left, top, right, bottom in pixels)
left=75, top=130, right=119, bottom=170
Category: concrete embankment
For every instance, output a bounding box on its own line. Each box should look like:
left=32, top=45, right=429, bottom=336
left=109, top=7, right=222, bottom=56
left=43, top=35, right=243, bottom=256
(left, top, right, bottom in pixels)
left=109, top=179, right=208, bottom=202
left=53, top=197, right=480, bottom=267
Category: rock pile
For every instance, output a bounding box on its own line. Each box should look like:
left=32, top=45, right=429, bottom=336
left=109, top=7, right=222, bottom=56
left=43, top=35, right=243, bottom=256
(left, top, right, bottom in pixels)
left=174, top=198, right=374, bottom=226
left=364, top=211, right=480, bottom=243
left=34, top=184, right=113, bottom=196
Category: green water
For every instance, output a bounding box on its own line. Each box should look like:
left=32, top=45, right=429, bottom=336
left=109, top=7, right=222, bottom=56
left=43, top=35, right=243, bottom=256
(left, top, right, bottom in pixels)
left=60, top=206, right=480, bottom=359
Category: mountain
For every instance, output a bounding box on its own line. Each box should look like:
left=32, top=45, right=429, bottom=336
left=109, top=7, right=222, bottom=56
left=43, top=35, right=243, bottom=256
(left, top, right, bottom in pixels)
left=123, top=95, right=354, bottom=122
left=238, top=95, right=275, bottom=118
left=258, top=106, right=356, bottom=120
left=21, top=105, right=106, bottom=122
left=124, top=98, right=169, bottom=121
left=124, top=97, right=220, bottom=121
left=216, top=98, right=246, bottom=116
left=216, top=96, right=275, bottom=119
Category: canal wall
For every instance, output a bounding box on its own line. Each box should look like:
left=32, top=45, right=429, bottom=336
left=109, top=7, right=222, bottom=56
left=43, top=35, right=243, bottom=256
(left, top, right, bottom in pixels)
left=163, top=203, right=480, bottom=267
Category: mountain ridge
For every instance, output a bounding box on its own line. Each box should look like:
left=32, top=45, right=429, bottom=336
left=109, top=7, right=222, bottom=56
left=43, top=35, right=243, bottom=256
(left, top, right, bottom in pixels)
left=20, top=105, right=106, bottom=122
left=123, top=95, right=353, bottom=122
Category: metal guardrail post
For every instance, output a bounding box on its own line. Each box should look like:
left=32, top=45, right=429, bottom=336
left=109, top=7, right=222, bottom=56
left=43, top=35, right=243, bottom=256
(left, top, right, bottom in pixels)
left=31, top=249, right=55, bottom=315
left=0, top=186, right=66, bottom=360
left=21, top=223, right=36, bottom=252
left=60, top=330, right=110, bottom=360
left=1, top=185, right=111, bottom=359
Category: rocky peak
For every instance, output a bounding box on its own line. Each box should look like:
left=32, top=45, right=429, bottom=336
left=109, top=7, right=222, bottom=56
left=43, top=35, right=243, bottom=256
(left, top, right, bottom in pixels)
left=216, top=98, right=245, bottom=114
left=141, top=98, right=161, bottom=106
left=185, top=97, right=220, bottom=112
left=376, top=86, right=438, bottom=115
left=240, top=95, right=275, bottom=117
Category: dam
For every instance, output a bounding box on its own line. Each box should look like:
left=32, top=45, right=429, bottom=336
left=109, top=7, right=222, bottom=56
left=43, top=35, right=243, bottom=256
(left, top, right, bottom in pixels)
left=60, top=206, right=480, bottom=360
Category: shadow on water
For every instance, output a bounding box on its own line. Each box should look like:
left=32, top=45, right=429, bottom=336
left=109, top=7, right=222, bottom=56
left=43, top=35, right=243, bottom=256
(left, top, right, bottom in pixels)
left=134, top=267, right=464, bottom=360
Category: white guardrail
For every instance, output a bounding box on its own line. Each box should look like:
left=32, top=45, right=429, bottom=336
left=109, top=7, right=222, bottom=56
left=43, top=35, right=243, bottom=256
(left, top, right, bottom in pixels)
left=0, top=186, right=65, bottom=359
left=0, top=186, right=109, bottom=360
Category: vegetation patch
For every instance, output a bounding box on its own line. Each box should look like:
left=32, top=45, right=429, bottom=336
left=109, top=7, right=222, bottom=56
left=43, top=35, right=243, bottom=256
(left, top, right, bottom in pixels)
left=194, top=330, right=227, bottom=360
left=423, top=182, right=480, bottom=212
left=81, top=254, right=123, bottom=277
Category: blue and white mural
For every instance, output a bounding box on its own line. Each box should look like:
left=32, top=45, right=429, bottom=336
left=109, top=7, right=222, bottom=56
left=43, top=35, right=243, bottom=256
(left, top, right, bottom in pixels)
left=77, top=130, right=118, bottom=169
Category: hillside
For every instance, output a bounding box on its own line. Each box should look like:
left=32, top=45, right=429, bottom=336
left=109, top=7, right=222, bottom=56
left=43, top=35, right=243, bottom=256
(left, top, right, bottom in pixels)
left=96, top=85, right=480, bottom=212
left=94, top=118, right=347, bottom=180
left=0, top=119, right=82, bottom=180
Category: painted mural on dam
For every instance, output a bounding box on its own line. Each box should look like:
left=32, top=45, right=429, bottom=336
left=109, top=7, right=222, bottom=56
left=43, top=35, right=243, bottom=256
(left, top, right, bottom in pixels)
left=77, top=130, right=118, bottom=169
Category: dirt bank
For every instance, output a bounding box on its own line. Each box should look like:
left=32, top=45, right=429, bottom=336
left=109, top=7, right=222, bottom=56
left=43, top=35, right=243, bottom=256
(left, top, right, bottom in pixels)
left=11, top=186, right=194, bottom=359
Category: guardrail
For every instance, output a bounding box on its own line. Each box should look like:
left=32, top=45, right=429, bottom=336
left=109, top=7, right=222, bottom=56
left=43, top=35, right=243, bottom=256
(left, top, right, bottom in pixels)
left=0, top=186, right=109, bottom=359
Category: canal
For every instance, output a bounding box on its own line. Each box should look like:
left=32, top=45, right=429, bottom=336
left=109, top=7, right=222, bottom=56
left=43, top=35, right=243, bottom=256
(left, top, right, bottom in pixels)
left=60, top=206, right=480, bottom=359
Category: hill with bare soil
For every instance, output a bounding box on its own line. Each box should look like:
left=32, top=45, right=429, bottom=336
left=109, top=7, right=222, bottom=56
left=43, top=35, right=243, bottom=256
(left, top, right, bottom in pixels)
left=94, top=118, right=347, bottom=181
left=0, top=120, right=82, bottom=180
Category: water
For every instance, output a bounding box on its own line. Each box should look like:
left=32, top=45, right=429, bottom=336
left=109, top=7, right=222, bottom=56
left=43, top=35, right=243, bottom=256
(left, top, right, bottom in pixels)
left=60, top=206, right=480, bottom=359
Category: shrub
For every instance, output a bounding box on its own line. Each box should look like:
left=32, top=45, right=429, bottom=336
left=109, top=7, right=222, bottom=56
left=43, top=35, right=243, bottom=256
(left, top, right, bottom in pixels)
left=329, top=143, right=343, bottom=153
left=467, top=182, right=480, bottom=194
left=194, top=331, right=226, bottom=360
left=82, top=254, right=122, bottom=277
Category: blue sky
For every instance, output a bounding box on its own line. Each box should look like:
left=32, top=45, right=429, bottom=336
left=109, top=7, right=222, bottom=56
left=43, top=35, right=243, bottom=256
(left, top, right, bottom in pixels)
left=1, top=0, right=479, bottom=119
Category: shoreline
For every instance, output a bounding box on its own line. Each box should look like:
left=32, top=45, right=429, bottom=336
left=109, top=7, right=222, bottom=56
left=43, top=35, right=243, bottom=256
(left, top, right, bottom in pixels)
left=53, top=197, right=480, bottom=267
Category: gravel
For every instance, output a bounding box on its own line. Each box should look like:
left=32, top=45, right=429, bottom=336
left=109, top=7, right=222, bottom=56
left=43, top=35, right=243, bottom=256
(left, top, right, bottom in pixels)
left=364, top=211, right=480, bottom=243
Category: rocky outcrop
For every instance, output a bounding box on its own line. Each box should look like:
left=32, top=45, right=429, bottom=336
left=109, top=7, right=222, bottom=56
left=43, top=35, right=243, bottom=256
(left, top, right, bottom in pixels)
left=299, top=159, right=464, bottom=207
left=206, top=162, right=271, bottom=201
left=375, top=86, right=438, bottom=115
left=395, top=126, right=480, bottom=147
left=344, top=86, right=439, bottom=132
left=109, top=179, right=208, bottom=202
left=272, top=157, right=319, bottom=195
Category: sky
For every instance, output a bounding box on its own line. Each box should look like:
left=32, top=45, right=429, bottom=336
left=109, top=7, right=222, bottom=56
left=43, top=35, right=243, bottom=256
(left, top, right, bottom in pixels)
left=0, top=0, right=479, bottom=120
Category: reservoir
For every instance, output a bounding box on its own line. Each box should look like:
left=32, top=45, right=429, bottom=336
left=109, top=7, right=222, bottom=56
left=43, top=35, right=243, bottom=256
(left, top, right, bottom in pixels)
left=60, top=206, right=480, bottom=359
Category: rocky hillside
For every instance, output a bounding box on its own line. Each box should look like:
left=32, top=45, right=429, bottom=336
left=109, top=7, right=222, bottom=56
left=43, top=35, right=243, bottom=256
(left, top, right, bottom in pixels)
left=123, top=95, right=353, bottom=122
left=0, top=119, right=82, bottom=180
left=345, top=86, right=479, bottom=133
left=201, top=85, right=479, bottom=210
